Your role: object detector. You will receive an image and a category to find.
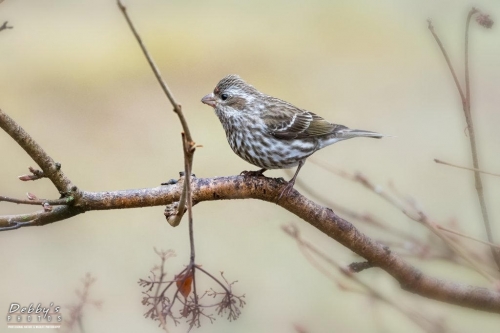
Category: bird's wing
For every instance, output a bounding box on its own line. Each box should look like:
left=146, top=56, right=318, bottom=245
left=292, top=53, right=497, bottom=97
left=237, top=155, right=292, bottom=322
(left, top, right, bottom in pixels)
left=262, top=100, right=345, bottom=139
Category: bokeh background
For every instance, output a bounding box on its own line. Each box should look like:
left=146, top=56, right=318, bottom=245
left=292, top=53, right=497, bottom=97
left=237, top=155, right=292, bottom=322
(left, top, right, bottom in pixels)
left=1, top=0, right=500, bottom=332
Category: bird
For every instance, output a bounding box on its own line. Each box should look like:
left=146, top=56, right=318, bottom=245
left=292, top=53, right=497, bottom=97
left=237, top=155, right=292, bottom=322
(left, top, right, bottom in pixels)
left=201, top=74, right=385, bottom=201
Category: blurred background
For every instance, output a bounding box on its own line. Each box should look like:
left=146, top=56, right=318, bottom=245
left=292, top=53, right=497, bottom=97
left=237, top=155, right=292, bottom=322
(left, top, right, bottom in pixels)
left=1, top=0, right=500, bottom=332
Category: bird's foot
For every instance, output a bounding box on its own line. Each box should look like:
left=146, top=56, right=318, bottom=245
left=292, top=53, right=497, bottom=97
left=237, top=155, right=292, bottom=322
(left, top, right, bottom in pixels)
left=240, top=168, right=267, bottom=178
left=161, top=179, right=178, bottom=185
left=276, top=180, right=296, bottom=203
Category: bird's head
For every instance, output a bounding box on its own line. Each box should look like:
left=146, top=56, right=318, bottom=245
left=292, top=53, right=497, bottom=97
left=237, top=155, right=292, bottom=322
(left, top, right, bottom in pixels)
left=201, top=75, right=261, bottom=116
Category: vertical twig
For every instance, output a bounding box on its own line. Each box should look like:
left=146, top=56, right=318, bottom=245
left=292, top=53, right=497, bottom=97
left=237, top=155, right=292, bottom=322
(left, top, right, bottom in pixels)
left=181, top=132, right=198, bottom=313
left=463, top=8, right=500, bottom=268
left=116, top=0, right=194, bottom=226
left=116, top=0, right=192, bottom=142
left=427, top=20, right=466, bottom=105
left=117, top=0, right=198, bottom=328
left=428, top=9, right=500, bottom=269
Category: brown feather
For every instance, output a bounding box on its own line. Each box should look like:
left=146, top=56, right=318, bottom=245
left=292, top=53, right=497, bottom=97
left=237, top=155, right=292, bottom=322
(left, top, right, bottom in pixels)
left=261, top=98, right=345, bottom=139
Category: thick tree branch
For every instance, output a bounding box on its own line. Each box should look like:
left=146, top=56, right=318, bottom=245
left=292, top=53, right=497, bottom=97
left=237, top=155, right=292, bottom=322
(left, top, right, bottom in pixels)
left=1, top=175, right=499, bottom=312
left=1, top=106, right=499, bottom=310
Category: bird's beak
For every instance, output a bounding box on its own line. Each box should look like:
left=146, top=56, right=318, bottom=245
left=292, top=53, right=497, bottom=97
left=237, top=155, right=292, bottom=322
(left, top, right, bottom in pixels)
left=201, top=93, right=216, bottom=108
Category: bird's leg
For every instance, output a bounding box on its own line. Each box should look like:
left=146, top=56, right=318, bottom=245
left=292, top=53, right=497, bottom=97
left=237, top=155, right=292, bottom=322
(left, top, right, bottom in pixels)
left=240, top=168, right=267, bottom=177
left=276, top=160, right=305, bottom=202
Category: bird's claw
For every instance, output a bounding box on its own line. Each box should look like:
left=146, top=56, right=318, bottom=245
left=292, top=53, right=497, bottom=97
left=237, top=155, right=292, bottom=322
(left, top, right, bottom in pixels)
left=240, top=169, right=266, bottom=177
left=276, top=182, right=294, bottom=203
left=161, top=179, right=178, bottom=185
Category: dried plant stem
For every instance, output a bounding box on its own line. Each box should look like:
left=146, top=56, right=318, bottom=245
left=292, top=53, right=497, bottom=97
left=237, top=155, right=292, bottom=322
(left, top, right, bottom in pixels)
left=435, top=159, right=500, bottom=177
left=426, top=219, right=496, bottom=282
left=464, top=9, right=500, bottom=268
left=391, top=187, right=496, bottom=282
left=427, top=20, right=466, bottom=104
left=437, top=224, right=500, bottom=249
left=315, top=161, right=498, bottom=282
left=429, top=9, right=500, bottom=269
left=195, top=267, right=232, bottom=294
left=153, top=251, right=170, bottom=332
left=393, top=180, right=496, bottom=281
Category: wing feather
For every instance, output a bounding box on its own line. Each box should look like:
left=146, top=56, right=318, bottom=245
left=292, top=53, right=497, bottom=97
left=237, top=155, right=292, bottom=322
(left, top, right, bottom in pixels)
left=262, top=98, right=343, bottom=139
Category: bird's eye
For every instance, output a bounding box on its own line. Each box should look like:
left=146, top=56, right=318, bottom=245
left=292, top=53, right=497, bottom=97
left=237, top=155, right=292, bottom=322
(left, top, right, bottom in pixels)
left=221, top=93, right=229, bottom=101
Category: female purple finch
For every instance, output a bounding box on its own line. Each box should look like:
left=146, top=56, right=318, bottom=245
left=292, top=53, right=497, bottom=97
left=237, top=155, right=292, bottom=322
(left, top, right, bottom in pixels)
left=201, top=75, right=385, bottom=200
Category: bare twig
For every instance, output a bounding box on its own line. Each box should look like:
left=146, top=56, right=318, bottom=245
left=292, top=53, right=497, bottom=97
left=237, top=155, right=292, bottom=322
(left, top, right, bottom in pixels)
left=141, top=251, right=243, bottom=329
left=388, top=179, right=500, bottom=280
left=429, top=8, right=500, bottom=269
left=464, top=9, right=478, bottom=111
left=414, top=207, right=497, bottom=282
left=0, top=109, right=76, bottom=193
left=292, top=166, right=458, bottom=264
left=181, top=132, right=199, bottom=331
left=435, top=159, right=500, bottom=177
left=116, top=0, right=194, bottom=227
left=0, top=21, right=13, bottom=32
left=283, top=225, right=451, bottom=333
left=437, top=224, right=500, bottom=249
left=63, top=273, right=101, bottom=333
left=152, top=250, right=172, bottom=332
left=288, top=167, right=421, bottom=246
left=427, top=19, right=466, bottom=105
left=116, top=3, right=200, bottom=328
left=0, top=169, right=498, bottom=312
left=1, top=55, right=500, bottom=316
left=0, top=195, right=73, bottom=206
left=463, top=8, right=500, bottom=268
left=314, top=157, right=498, bottom=278
left=314, top=160, right=498, bottom=282
left=116, top=0, right=191, bottom=141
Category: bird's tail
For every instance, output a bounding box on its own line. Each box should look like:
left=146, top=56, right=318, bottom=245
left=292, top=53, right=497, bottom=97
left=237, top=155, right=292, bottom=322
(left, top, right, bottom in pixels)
left=337, top=128, right=387, bottom=139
